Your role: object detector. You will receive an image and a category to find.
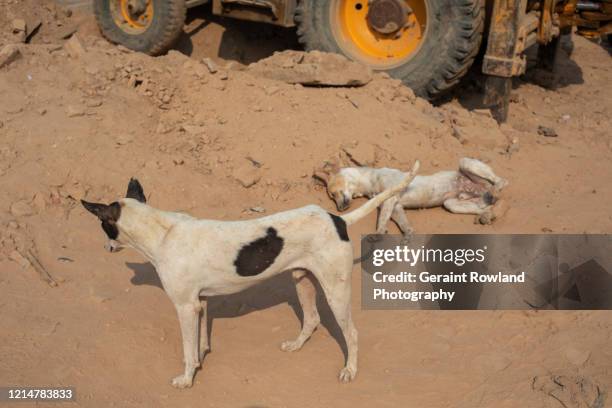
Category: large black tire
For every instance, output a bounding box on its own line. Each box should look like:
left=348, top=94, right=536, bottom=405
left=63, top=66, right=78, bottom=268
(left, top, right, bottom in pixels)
left=94, top=0, right=186, bottom=55
left=295, top=0, right=485, bottom=99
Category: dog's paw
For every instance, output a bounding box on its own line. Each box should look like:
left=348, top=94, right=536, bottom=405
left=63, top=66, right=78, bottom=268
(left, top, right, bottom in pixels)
left=477, top=211, right=494, bottom=225
left=338, top=367, right=356, bottom=383
left=171, top=374, right=193, bottom=389
left=199, top=347, right=210, bottom=362
left=494, top=178, right=509, bottom=192
left=280, top=340, right=302, bottom=352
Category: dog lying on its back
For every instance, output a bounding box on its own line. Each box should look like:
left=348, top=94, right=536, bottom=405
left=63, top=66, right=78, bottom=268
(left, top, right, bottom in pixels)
left=80, top=161, right=419, bottom=388
left=315, top=157, right=508, bottom=238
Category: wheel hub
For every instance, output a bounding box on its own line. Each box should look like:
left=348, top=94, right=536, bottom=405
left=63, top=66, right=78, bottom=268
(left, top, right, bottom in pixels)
left=127, top=0, right=148, bottom=19
left=366, top=0, right=412, bottom=34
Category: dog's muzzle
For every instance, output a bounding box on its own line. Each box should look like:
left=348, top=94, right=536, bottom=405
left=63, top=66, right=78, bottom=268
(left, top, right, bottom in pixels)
left=105, top=240, right=123, bottom=253
left=336, top=198, right=350, bottom=212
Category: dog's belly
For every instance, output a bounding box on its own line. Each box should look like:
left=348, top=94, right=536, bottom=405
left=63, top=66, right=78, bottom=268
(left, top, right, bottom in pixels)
left=158, top=205, right=347, bottom=298
left=398, top=172, right=459, bottom=208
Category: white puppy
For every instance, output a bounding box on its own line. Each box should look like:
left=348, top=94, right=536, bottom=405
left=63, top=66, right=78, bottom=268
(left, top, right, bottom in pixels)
left=81, top=162, right=419, bottom=388
left=316, top=157, right=508, bottom=238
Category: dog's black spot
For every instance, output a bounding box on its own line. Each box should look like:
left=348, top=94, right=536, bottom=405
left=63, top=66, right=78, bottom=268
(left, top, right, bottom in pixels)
left=234, top=227, right=284, bottom=277
left=483, top=192, right=496, bottom=205
left=328, top=213, right=349, bottom=242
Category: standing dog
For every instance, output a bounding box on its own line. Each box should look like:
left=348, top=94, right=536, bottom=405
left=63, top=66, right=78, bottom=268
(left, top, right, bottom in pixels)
left=315, top=157, right=507, bottom=238
left=81, top=161, right=419, bottom=388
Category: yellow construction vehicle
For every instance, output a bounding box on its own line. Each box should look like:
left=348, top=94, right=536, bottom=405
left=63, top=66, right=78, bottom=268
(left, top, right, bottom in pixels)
left=93, top=0, right=612, bottom=121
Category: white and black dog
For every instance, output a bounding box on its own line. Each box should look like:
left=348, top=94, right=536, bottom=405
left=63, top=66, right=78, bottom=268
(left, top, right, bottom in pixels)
left=81, top=161, right=419, bottom=388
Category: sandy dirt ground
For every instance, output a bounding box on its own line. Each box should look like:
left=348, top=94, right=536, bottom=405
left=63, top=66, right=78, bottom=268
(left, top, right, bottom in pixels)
left=0, top=2, right=611, bottom=407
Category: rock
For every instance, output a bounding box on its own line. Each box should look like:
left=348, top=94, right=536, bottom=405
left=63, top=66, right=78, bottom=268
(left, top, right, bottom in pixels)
left=0, top=45, right=21, bottom=69
left=85, top=99, right=103, bottom=108
left=32, top=192, right=47, bottom=212
left=66, top=105, right=85, bottom=117
left=11, top=19, right=27, bottom=42
left=564, top=347, right=591, bottom=366
left=248, top=50, right=373, bottom=87
left=55, top=24, right=78, bottom=40
left=264, top=85, right=280, bottom=95
left=234, top=164, right=262, bottom=188
left=181, top=124, right=205, bottom=135
left=202, top=57, right=218, bottom=74
left=451, top=125, right=467, bottom=144
left=115, top=134, right=133, bottom=146
left=249, top=206, right=266, bottom=213
left=537, top=125, right=557, bottom=137
left=472, top=109, right=494, bottom=119
left=9, top=250, right=30, bottom=269
left=64, top=34, right=86, bottom=59
left=10, top=200, right=34, bottom=217
left=12, top=19, right=27, bottom=33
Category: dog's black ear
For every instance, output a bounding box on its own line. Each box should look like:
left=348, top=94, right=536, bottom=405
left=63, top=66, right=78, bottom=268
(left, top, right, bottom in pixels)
left=81, top=200, right=121, bottom=222
left=126, top=178, right=146, bottom=203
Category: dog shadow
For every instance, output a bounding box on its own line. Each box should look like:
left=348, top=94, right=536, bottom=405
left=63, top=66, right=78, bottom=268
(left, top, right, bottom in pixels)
left=125, top=262, right=348, bottom=360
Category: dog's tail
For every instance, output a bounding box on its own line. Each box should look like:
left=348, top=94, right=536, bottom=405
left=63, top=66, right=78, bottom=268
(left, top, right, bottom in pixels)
left=341, top=160, right=420, bottom=226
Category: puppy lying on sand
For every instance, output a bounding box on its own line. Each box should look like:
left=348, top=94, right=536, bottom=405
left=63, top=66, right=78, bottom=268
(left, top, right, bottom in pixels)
left=315, top=157, right=508, bottom=238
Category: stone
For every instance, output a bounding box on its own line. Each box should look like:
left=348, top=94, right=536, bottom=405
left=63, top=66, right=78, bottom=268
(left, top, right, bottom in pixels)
left=10, top=200, right=34, bottom=217
left=564, top=347, right=591, bottom=366
left=12, top=19, right=27, bottom=33
left=234, top=164, right=262, bottom=188
left=64, top=34, right=86, bottom=58
left=537, top=125, right=557, bottom=137
left=263, top=85, right=280, bottom=95
left=0, top=45, right=21, bottom=69
left=9, top=250, right=30, bottom=269
left=85, top=99, right=103, bottom=108
left=248, top=50, right=372, bottom=87
left=66, top=105, right=85, bottom=117
left=202, top=57, right=218, bottom=74
left=32, top=192, right=47, bottom=212
left=115, top=134, right=133, bottom=146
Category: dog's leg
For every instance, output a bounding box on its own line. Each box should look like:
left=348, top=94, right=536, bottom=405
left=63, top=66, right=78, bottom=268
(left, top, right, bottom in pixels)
left=459, top=158, right=508, bottom=191
left=390, top=203, right=413, bottom=240
left=443, top=198, right=489, bottom=215
left=376, top=197, right=398, bottom=234
left=314, top=253, right=358, bottom=383
left=281, top=270, right=320, bottom=352
left=327, top=286, right=358, bottom=383
left=199, top=298, right=209, bottom=362
left=171, top=302, right=201, bottom=389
